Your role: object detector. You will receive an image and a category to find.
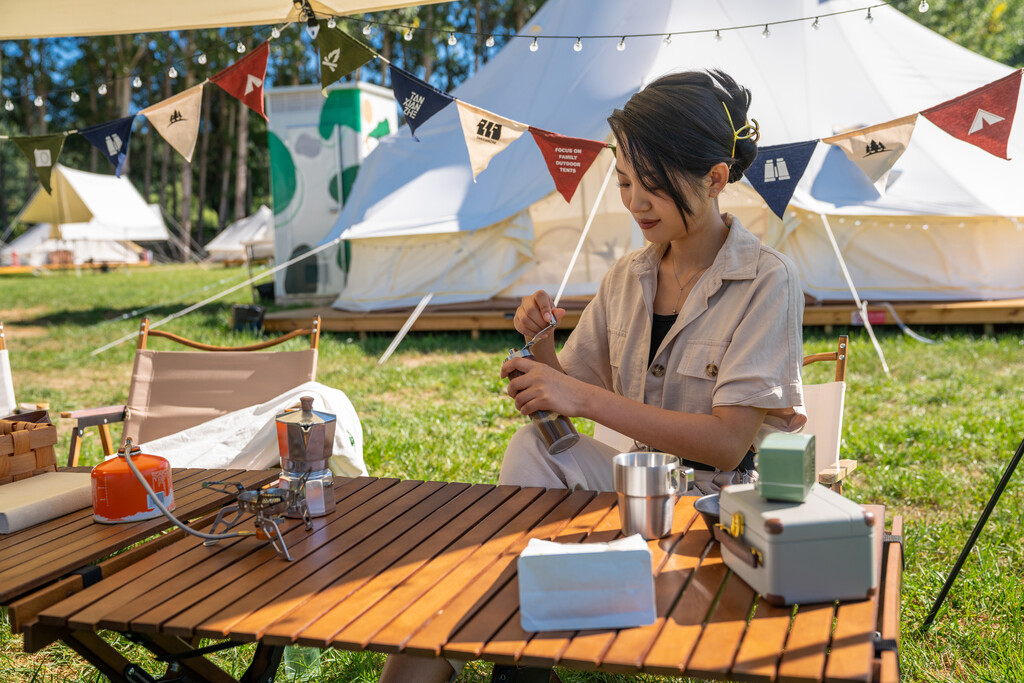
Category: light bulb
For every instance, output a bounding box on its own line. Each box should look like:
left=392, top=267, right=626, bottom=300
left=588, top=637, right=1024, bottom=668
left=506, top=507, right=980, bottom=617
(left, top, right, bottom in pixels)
left=271, top=26, right=281, bottom=39
left=761, top=24, right=771, bottom=39
left=3, top=100, right=13, bottom=111
left=328, top=16, right=336, bottom=29
left=98, top=83, right=108, bottom=95
left=529, top=37, right=539, bottom=52
left=663, top=34, right=672, bottom=46
left=918, top=0, right=929, bottom=11
left=485, top=35, right=495, bottom=48
left=132, top=75, right=142, bottom=88
left=448, top=32, right=457, bottom=46
left=197, top=53, right=207, bottom=64
left=403, top=27, right=413, bottom=41
left=236, top=41, right=246, bottom=53
left=362, top=23, right=372, bottom=36
left=617, top=37, right=626, bottom=51
left=865, top=8, right=873, bottom=23
left=812, top=17, right=820, bottom=30
left=573, top=37, right=582, bottom=52
left=70, top=91, right=80, bottom=103
left=714, top=30, right=722, bottom=42
left=306, top=18, right=320, bottom=40
left=34, top=95, right=43, bottom=107
left=168, top=66, right=178, bottom=78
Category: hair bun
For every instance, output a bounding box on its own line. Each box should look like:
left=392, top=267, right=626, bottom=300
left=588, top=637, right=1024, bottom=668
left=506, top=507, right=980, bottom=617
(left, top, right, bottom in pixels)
left=730, top=135, right=757, bottom=183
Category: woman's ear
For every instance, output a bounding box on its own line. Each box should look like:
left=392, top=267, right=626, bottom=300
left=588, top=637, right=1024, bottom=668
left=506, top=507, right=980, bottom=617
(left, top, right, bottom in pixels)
left=707, top=162, right=730, bottom=198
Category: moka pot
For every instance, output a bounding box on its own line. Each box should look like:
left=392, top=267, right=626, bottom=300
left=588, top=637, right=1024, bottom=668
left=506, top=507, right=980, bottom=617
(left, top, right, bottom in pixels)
left=275, top=395, right=336, bottom=516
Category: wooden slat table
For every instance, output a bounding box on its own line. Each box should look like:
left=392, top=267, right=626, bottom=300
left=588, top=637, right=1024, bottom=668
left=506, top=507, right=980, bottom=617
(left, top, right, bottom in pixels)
left=30, top=477, right=903, bottom=683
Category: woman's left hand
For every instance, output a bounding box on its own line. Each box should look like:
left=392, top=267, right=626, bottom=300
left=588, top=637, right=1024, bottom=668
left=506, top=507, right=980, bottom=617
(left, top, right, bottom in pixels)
left=501, top=355, right=586, bottom=417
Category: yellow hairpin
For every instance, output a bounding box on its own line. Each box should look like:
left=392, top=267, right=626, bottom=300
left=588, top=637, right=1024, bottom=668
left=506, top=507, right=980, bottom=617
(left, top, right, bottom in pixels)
left=722, top=101, right=760, bottom=158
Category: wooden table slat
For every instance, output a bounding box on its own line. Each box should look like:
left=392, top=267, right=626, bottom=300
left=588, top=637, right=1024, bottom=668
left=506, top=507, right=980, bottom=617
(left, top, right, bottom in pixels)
left=777, top=603, right=836, bottom=683
left=877, top=516, right=903, bottom=683
left=686, top=570, right=758, bottom=678
left=730, top=598, right=795, bottom=682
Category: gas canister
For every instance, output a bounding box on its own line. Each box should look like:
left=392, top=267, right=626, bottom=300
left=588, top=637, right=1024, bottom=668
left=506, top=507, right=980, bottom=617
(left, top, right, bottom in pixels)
left=91, top=438, right=175, bottom=523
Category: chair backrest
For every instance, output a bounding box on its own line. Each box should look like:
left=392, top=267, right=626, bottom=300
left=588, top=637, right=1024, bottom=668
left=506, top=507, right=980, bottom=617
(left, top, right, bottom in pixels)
left=801, top=335, right=849, bottom=478
left=123, top=316, right=321, bottom=445
left=0, top=322, right=16, bottom=416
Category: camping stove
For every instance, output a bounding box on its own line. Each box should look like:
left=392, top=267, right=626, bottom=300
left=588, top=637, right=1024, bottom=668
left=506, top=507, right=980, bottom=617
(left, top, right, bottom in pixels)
left=201, top=475, right=312, bottom=561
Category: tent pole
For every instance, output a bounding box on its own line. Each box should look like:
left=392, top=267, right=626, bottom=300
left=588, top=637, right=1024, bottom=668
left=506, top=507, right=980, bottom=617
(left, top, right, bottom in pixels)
left=819, top=213, right=889, bottom=376
left=377, top=293, right=434, bottom=365
left=553, top=158, right=615, bottom=307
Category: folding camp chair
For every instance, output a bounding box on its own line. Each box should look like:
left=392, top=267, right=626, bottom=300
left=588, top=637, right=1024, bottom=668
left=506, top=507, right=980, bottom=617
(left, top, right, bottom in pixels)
left=63, top=316, right=321, bottom=466
left=802, top=335, right=856, bottom=493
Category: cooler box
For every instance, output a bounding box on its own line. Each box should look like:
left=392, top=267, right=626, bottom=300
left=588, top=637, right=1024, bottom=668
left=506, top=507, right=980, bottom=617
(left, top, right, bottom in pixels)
left=714, top=483, right=878, bottom=605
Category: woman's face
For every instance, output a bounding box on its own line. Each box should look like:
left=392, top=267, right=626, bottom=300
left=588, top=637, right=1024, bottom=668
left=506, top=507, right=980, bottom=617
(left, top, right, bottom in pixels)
left=615, top=150, right=696, bottom=244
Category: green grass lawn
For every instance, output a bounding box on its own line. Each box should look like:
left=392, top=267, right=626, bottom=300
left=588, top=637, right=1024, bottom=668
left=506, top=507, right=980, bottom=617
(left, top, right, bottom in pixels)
left=1, top=263, right=1022, bottom=682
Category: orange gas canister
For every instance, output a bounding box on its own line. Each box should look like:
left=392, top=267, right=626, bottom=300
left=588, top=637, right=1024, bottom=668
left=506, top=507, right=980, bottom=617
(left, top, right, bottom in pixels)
left=91, top=439, right=175, bottom=523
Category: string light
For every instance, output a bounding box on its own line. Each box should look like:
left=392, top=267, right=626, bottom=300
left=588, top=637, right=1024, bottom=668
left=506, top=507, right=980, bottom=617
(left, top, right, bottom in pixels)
left=132, top=75, right=143, bottom=88
left=236, top=41, right=246, bottom=53
left=327, top=16, right=336, bottom=29
left=663, top=34, right=672, bottom=45
left=812, top=17, right=821, bottom=30
left=168, top=66, right=178, bottom=78
left=3, top=100, right=13, bottom=112
left=271, top=26, right=281, bottom=39
left=70, top=91, right=80, bottom=103
left=448, top=32, right=457, bottom=46
left=98, top=83, right=107, bottom=95
left=33, top=95, right=43, bottom=107
left=306, top=16, right=320, bottom=40
left=865, top=8, right=873, bottom=23
left=197, top=53, right=208, bottom=64
left=617, top=37, right=626, bottom=51
left=485, top=35, right=495, bottom=48
left=714, top=30, right=722, bottom=42
left=918, top=0, right=929, bottom=11
left=761, top=24, right=771, bottom=38
left=362, top=23, right=372, bottom=36
left=573, top=37, right=582, bottom=52
left=530, top=37, right=539, bottom=52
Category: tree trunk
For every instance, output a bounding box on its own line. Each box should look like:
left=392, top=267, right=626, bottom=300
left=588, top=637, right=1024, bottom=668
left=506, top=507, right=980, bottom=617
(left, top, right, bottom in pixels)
left=178, top=34, right=195, bottom=261
left=158, top=76, right=172, bottom=213
left=474, top=1, right=484, bottom=72
left=196, top=85, right=212, bottom=248
left=217, top=97, right=236, bottom=230
left=422, top=5, right=435, bottom=82
left=143, top=119, right=153, bottom=201
left=233, top=99, right=249, bottom=221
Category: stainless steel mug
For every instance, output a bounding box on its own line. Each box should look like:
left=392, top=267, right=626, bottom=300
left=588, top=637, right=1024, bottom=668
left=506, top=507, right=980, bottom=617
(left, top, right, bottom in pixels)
left=613, top=452, right=690, bottom=540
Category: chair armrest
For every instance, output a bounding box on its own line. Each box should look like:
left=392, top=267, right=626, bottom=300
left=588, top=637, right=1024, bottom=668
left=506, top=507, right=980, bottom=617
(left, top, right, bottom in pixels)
left=62, top=405, right=127, bottom=466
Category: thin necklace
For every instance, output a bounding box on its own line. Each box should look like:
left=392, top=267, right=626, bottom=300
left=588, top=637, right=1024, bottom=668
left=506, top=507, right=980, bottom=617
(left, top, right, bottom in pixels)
left=669, top=256, right=709, bottom=314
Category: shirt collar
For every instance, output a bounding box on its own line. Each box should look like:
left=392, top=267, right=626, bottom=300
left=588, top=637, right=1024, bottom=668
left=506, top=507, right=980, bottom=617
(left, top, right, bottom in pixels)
left=630, top=214, right=761, bottom=281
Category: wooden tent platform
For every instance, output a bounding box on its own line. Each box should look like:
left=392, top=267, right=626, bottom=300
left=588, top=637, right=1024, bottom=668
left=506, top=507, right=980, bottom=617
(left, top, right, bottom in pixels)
left=264, top=297, right=1024, bottom=335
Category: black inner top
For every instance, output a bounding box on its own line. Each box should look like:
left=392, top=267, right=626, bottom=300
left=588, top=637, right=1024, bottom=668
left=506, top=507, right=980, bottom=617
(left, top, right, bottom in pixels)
left=649, top=313, right=678, bottom=367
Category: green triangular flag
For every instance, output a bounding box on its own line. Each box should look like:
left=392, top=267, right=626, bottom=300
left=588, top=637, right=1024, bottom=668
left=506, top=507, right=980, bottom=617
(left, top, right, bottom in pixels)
left=13, top=134, right=65, bottom=194
left=317, top=23, right=376, bottom=96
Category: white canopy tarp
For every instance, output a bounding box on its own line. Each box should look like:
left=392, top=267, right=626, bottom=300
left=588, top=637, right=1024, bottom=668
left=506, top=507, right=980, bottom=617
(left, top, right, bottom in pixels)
left=0, top=1, right=445, bottom=39
left=205, top=205, right=275, bottom=262
left=324, top=0, right=1024, bottom=308
left=16, top=166, right=170, bottom=242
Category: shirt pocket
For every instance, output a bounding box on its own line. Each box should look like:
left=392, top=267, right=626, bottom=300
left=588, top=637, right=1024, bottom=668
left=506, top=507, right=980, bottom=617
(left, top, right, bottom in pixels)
left=675, top=340, right=729, bottom=414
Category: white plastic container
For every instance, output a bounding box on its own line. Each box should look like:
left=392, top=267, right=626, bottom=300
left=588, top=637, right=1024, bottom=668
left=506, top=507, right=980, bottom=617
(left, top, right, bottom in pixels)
left=715, top=484, right=878, bottom=605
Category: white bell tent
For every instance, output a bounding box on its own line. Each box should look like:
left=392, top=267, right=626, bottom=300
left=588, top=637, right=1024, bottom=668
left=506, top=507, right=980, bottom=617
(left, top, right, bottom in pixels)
left=321, top=0, right=1024, bottom=311
left=204, top=205, right=275, bottom=263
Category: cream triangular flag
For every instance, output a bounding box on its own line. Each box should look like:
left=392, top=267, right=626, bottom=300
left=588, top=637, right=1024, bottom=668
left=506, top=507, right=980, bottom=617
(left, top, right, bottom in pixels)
left=822, top=114, right=917, bottom=195
left=141, top=83, right=205, bottom=163
left=455, top=101, right=528, bottom=180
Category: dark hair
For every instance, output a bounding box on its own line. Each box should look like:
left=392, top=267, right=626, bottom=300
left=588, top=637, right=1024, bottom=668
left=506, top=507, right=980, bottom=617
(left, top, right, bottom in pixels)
left=608, top=69, right=756, bottom=220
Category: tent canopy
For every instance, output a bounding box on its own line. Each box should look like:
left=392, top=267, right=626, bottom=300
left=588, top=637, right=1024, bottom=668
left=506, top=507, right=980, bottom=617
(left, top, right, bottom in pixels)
left=15, top=165, right=170, bottom=241
left=322, top=0, right=1024, bottom=306
left=205, top=205, right=275, bottom=261
left=0, top=1, right=445, bottom=39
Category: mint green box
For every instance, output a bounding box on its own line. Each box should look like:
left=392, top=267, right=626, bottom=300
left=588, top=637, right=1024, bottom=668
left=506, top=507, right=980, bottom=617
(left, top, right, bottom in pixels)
left=757, top=433, right=815, bottom=502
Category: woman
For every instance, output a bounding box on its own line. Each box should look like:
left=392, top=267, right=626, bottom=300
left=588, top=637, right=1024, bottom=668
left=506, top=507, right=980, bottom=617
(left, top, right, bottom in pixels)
left=501, top=69, right=805, bottom=495
left=379, top=69, right=805, bottom=683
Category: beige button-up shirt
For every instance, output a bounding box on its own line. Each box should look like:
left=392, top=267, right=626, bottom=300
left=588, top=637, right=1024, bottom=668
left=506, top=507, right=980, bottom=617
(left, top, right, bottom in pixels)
left=560, top=216, right=805, bottom=441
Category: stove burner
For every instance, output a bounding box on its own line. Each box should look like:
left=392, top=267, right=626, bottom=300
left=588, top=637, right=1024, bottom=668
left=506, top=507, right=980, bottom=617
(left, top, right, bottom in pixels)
left=201, top=474, right=312, bottom=561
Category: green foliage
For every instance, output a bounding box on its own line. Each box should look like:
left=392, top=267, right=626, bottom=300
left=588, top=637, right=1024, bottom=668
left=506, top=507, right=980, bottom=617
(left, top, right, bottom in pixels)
left=1, top=265, right=1024, bottom=681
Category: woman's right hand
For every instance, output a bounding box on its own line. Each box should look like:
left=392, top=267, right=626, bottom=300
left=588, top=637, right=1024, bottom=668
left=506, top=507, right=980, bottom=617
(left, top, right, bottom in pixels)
left=513, top=290, right=566, bottom=345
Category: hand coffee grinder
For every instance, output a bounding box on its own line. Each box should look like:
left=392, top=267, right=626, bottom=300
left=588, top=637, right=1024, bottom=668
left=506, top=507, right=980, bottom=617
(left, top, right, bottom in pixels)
left=275, top=396, right=336, bottom=517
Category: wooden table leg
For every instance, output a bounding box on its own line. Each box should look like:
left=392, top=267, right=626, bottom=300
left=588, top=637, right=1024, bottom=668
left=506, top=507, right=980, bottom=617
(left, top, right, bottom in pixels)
left=147, top=633, right=241, bottom=683
left=240, top=642, right=284, bottom=683
left=61, top=629, right=138, bottom=683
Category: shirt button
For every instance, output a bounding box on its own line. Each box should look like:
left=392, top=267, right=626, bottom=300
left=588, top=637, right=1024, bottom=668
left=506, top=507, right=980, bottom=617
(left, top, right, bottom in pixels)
left=705, top=363, right=719, bottom=378
left=651, top=364, right=666, bottom=377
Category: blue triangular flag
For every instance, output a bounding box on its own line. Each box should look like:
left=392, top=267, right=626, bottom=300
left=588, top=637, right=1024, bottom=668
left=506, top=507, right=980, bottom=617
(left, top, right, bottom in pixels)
left=745, top=140, right=818, bottom=219
left=79, top=116, right=136, bottom=176
left=389, top=65, right=455, bottom=140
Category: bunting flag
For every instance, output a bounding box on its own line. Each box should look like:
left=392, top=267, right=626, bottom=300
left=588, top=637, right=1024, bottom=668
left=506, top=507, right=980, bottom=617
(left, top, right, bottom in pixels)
left=922, top=70, right=1022, bottom=160
left=390, top=65, right=455, bottom=140
left=822, top=114, right=917, bottom=195
left=455, top=101, right=528, bottom=180
left=79, top=116, right=136, bottom=177
left=745, top=140, right=819, bottom=219
left=210, top=40, right=270, bottom=120
left=317, top=24, right=376, bottom=95
left=13, top=134, right=65, bottom=194
left=141, top=83, right=204, bottom=163
left=529, top=127, right=608, bottom=203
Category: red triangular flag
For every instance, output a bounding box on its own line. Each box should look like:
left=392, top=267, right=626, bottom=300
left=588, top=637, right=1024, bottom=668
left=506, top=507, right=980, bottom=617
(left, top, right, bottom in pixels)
left=529, top=127, right=608, bottom=203
left=210, top=41, right=270, bottom=120
left=921, top=69, right=1022, bottom=160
